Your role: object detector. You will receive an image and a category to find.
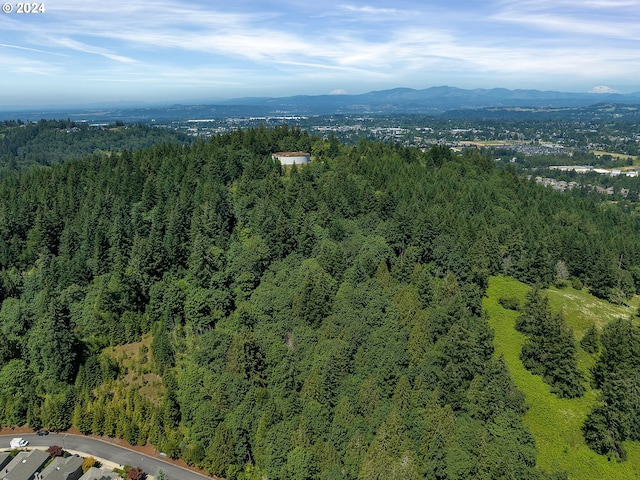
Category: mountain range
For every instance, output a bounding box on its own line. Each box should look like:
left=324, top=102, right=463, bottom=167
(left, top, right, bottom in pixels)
left=217, top=86, right=640, bottom=114
left=2, top=86, right=640, bottom=122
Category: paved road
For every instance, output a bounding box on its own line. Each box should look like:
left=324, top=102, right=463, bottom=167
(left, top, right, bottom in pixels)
left=0, top=433, right=211, bottom=480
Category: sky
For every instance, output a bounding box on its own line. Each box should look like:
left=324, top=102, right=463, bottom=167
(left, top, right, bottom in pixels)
left=0, top=0, right=639, bottom=108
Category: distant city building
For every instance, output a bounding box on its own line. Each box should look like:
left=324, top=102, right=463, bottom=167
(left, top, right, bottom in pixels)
left=272, top=152, right=310, bottom=165
left=549, top=165, right=593, bottom=173
left=550, top=165, right=640, bottom=177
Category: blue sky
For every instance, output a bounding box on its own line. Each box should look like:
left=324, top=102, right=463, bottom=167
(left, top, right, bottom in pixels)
left=1, top=0, right=639, bottom=108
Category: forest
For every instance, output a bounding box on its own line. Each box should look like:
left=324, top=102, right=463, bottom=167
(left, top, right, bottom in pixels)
left=0, top=119, right=189, bottom=175
left=1, top=123, right=640, bottom=479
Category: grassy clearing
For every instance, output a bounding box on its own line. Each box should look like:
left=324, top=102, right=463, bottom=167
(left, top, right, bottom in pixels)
left=484, top=276, right=640, bottom=479
left=590, top=150, right=639, bottom=164
left=105, top=335, right=164, bottom=404
left=546, top=285, right=633, bottom=336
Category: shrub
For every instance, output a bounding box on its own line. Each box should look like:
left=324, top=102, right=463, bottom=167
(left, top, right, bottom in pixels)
left=47, top=445, right=64, bottom=458
left=126, top=466, right=145, bottom=480
left=498, top=296, right=520, bottom=311
left=82, top=457, right=98, bottom=473
left=570, top=276, right=583, bottom=290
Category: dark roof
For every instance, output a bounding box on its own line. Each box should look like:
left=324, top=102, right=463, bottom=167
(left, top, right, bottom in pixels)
left=40, top=455, right=84, bottom=480
left=0, top=453, right=11, bottom=471
left=2, top=449, right=49, bottom=480
left=78, top=467, right=119, bottom=480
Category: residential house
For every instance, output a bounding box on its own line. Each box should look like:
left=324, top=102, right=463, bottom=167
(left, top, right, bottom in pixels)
left=77, top=468, right=119, bottom=480
left=40, top=456, right=84, bottom=480
left=0, top=454, right=11, bottom=472
left=1, top=450, right=49, bottom=480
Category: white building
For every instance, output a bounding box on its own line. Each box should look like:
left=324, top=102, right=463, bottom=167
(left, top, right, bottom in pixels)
left=272, top=152, right=311, bottom=165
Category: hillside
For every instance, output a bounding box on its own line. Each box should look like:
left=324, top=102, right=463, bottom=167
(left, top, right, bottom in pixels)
left=0, top=119, right=190, bottom=174
left=485, top=276, right=640, bottom=480
left=1, top=126, right=640, bottom=479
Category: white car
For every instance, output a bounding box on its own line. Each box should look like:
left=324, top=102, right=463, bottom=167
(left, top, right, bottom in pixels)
left=9, top=438, right=28, bottom=448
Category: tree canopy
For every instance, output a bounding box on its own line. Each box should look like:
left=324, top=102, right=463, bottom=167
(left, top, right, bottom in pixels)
left=1, top=122, right=639, bottom=478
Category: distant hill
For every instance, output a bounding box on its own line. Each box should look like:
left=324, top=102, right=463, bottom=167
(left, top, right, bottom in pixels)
left=218, top=86, right=640, bottom=115
left=0, top=120, right=190, bottom=173
left=443, top=102, right=640, bottom=121
left=2, top=86, right=640, bottom=122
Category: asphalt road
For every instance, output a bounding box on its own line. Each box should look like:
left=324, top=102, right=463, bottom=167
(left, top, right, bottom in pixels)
left=0, top=433, right=211, bottom=480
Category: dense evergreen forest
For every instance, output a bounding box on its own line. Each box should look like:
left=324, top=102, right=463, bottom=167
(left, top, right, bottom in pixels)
left=1, top=123, right=640, bottom=479
left=0, top=119, right=189, bottom=174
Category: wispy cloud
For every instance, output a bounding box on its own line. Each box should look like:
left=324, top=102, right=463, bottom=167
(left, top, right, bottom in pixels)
left=51, top=38, right=137, bottom=63
left=341, top=4, right=403, bottom=15
left=0, top=0, right=638, bottom=106
left=493, top=0, right=640, bottom=40
left=0, top=43, right=68, bottom=57
left=0, top=53, right=63, bottom=76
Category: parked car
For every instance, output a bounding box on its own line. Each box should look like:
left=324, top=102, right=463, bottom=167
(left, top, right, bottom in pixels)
left=10, top=438, right=28, bottom=448
left=37, top=429, right=49, bottom=436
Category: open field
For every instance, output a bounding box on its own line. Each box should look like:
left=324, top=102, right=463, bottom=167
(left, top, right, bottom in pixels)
left=105, top=335, right=164, bottom=405
left=484, top=276, right=640, bottom=479
left=590, top=150, right=639, bottom=164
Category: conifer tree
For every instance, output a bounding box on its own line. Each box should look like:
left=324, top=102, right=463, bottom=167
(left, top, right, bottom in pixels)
left=518, top=289, right=584, bottom=398
left=580, top=324, right=600, bottom=354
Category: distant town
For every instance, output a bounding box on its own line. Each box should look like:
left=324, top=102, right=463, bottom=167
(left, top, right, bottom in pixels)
left=153, top=114, right=640, bottom=162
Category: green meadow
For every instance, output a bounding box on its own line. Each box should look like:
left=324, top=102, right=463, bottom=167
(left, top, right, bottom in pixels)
left=484, top=276, right=640, bottom=479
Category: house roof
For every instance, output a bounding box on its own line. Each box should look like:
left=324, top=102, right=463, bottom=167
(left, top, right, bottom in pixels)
left=2, top=449, right=49, bottom=480
left=40, top=455, right=84, bottom=480
left=78, top=467, right=119, bottom=480
left=0, top=453, right=11, bottom=471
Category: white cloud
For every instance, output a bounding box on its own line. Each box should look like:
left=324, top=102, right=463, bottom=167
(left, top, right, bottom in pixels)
left=0, top=43, right=68, bottom=57
left=341, top=5, right=402, bottom=15
left=329, top=89, right=348, bottom=95
left=493, top=0, right=640, bottom=40
left=53, top=38, right=137, bottom=63
left=1, top=0, right=639, bottom=103
left=0, top=52, right=63, bottom=76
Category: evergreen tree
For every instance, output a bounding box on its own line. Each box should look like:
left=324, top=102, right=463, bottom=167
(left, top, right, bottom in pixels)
left=518, top=289, right=584, bottom=398
left=358, top=410, right=420, bottom=480
left=583, top=317, right=640, bottom=460
left=155, top=469, right=169, bottom=480
left=27, top=297, right=79, bottom=385
left=580, top=324, right=600, bottom=354
left=206, top=421, right=236, bottom=476
left=1, top=122, right=635, bottom=477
